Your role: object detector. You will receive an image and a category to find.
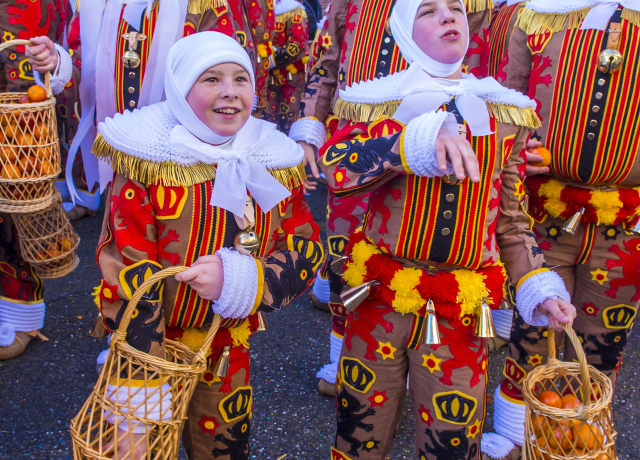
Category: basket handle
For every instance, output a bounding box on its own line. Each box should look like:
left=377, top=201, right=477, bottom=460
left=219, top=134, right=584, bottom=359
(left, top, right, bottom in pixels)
left=0, top=39, right=51, bottom=95
left=111, top=265, right=222, bottom=364
left=547, top=323, right=592, bottom=404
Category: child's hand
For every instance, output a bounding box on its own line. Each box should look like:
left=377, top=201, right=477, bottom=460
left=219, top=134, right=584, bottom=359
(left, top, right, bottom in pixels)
left=537, top=298, right=577, bottom=332
left=26, top=37, right=58, bottom=73
left=175, top=255, right=225, bottom=301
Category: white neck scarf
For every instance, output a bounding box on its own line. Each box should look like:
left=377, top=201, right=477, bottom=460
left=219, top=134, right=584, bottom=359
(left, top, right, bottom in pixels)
left=165, top=32, right=292, bottom=217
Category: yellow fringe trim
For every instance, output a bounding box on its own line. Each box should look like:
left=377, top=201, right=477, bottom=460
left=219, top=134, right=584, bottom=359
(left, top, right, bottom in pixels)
left=75, top=0, right=226, bottom=14
left=93, top=134, right=306, bottom=190
left=464, top=0, right=493, bottom=14
left=333, top=97, right=541, bottom=129
left=275, top=6, right=308, bottom=23
left=621, top=8, right=640, bottom=28
left=516, top=6, right=593, bottom=35
left=229, top=320, right=252, bottom=348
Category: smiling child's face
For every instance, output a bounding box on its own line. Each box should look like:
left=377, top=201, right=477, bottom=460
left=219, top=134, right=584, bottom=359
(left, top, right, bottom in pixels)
left=185, top=62, right=254, bottom=139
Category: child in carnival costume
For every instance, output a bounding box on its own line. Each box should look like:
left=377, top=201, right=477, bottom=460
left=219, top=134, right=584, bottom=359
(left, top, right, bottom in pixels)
left=319, top=0, right=577, bottom=458
left=92, top=31, right=322, bottom=459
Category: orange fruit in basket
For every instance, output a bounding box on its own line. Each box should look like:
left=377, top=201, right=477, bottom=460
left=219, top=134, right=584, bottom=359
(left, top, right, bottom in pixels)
left=1, top=145, right=19, bottom=163
left=60, top=237, right=73, bottom=251
left=38, top=160, right=54, bottom=176
left=33, top=122, right=49, bottom=141
left=530, top=147, right=552, bottom=167
left=18, top=95, right=30, bottom=104
left=35, top=249, right=48, bottom=261
left=35, top=145, right=52, bottom=160
left=571, top=420, right=603, bottom=450
left=545, top=420, right=573, bottom=451
left=5, top=122, right=19, bottom=138
left=534, top=437, right=552, bottom=460
left=532, top=414, right=549, bottom=437
left=1, top=163, right=22, bottom=179
left=18, top=156, right=36, bottom=175
left=562, top=394, right=582, bottom=409
left=537, top=391, right=562, bottom=409
left=27, top=85, right=48, bottom=103
left=20, top=112, right=35, bottom=130
left=16, top=132, right=33, bottom=146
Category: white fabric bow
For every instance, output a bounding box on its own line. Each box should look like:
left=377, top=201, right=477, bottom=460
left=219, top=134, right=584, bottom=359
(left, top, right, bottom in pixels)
left=169, top=121, right=291, bottom=218
left=581, top=0, right=640, bottom=29
left=392, top=63, right=504, bottom=136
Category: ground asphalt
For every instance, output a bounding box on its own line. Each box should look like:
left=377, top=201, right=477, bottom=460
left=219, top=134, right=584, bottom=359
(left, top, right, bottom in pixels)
left=0, top=181, right=638, bottom=459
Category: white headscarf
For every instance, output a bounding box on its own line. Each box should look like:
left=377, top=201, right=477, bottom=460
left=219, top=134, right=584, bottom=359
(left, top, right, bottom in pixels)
left=165, top=32, right=293, bottom=217
left=389, top=0, right=504, bottom=136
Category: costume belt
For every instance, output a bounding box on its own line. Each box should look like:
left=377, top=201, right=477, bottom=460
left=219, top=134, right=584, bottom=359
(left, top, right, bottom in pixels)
left=342, top=233, right=506, bottom=321
left=526, top=175, right=640, bottom=227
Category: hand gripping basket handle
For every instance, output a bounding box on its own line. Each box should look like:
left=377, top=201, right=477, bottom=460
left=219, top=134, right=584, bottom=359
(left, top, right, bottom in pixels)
left=111, top=266, right=222, bottom=364
left=0, top=39, right=51, bottom=95
left=547, top=323, right=592, bottom=404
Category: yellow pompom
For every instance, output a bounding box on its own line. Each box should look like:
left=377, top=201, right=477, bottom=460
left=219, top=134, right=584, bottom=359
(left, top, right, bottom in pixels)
left=389, top=267, right=424, bottom=314
left=229, top=320, right=252, bottom=349
left=544, top=198, right=567, bottom=218
left=343, top=240, right=381, bottom=287
left=178, top=328, right=212, bottom=358
left=539, top=178, right=564, bottom=200
left=454, top=269, right=489, bottom=317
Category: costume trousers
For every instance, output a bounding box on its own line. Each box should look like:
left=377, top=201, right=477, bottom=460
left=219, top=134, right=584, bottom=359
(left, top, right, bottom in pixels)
left=331, top=303, right=487, bottom=460
left=183, top=345, right=252, bottom=460
left=494, top=217, right=637, bottom=445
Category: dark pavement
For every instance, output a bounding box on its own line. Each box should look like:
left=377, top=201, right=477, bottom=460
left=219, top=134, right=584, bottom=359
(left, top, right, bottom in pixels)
left=0, top=182, right=638, bottom=459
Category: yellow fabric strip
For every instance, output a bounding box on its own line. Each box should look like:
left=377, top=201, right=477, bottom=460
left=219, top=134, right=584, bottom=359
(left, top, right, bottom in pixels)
left=500, top=388, right=526, bottom=405
left=516, top=267, right=549, bottom=292
left=250, top=259, right=265, bottom=315
left=399, top=129, right=414, bottom=174
left=516, top=6, right=593, bottom=35
left=108, top=377, right=168, bottom=387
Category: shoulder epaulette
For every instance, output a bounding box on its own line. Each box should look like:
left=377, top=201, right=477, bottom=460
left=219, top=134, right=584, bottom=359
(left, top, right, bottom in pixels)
left=517, top=6, right=640, bottom=35
left=275, top=6, right=308, bottom=23
left=92, top=133, right=306, bottom=189
left=486, top=103, right=541, bottom=129
left=75, top=0, right=227, bottom=15
left=464, top=0, right=494, bottom=14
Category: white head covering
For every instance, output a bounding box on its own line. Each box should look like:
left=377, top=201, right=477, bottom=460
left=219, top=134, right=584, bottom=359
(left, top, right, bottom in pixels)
left=165, top=32, right=294, bottom=217
left=389, top=0, right=506, bottom=136
left=389, top=0, right=468, bottom=77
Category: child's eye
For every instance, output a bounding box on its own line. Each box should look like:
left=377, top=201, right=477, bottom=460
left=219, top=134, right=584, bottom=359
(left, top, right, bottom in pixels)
left=206, top=77, right=218, bottom=83
left=420, top=9, right=434, bottom=16
left=236, top=76, right=247, bottom=82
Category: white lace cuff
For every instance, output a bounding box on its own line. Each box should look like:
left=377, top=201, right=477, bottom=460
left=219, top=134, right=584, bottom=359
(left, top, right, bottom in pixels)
left=515, top=269, right=571, bottom=326
left=289, top=117, right=327, bottom=149
left=401, top=111, right=457, bottom=176
left=106, top=382, right=172, bottom=433
left=213, top=248, right=259, bottom=319
left=0, top=299, right=46, bottom=346
left=481, top=433, right=515, bottom=459
left=34, top=44, right=73, bottom=95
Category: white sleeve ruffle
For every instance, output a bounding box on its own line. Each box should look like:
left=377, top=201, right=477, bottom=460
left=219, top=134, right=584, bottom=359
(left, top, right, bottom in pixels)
left=34, top=44, right=73, bottom=95
left=402, top=111, right=457, bottom=177
left=288, top=117, right=327, bottom=150
left=515, top=270, right=571, bottom=326
left=105, top=383, right=173, bottom=433
left=213, top=247, right=259, bottom=319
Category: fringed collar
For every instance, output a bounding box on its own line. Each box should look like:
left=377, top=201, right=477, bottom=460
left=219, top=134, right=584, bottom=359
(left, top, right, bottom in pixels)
left=74, top=0, right=227, bottom=14
left=94, top=101, right=305, bottom=188
left=335, top=71, right=541, bottom=129
left=464, top=0, right=495, bottom=13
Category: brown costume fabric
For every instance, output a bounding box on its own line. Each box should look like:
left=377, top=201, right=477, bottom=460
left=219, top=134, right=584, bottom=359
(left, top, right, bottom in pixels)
left=263, top=6, right=308, bottom=133
left=494, top=6, right=639, bottom=421
left=319, top=94, right=541, bottom=458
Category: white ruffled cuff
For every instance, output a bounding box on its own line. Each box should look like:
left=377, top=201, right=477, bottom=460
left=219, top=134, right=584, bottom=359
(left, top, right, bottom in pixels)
left=481, top=433, right=515, bottom=459
left=213, top=247, right=259, bottom=319
left=0, top=299, right=46, bottom=346
left=493, top=386, right=526, bottom=445
left=492, top=309, right=513, bottom=340
left=106, top=383, right=172, bottom=433
left=34, top=44, right=73, bottom=95
left=515, top=269, right=571, bottom=326
left=312, top=273, right=331, bottom=304
left=289, top=117, right=327, bottom=149
left=402, top=111, right=457, bottom=177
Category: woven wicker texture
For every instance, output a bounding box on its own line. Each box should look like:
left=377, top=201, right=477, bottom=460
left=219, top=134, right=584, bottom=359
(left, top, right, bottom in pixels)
left=522, top=324, right=617, bottom=460
left=70, top=266, right=223, bottom=460
left=0, top=39, right=59, bottom=213
left=13, top=191, right=80, bottom=279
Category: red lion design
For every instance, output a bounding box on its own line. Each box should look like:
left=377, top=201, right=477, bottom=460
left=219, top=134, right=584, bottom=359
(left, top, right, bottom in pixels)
left=344, top=299, right=394, bottom=361
left=604, top=238, right=640, bottom=301
left=366, top=184, right=402, bottom=235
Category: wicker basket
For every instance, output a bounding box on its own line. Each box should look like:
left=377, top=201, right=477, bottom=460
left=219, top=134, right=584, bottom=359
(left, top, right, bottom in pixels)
left=0, top=39, right=60, bottom=213
left=12, top=191, right=80, bottom=279
left=522, top=324, right=617, bottom=460
left=70, top=266, right=222, bottom=460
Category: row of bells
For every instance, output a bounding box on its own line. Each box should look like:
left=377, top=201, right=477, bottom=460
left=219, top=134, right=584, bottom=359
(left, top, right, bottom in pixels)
left=558, top=206, right=640, bottom=236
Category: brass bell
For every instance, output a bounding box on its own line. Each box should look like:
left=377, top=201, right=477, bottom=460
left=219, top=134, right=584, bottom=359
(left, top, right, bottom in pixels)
left=443, top=173, right=464, bottom=185
left=287, top=72, right=293, bottom=81
left=90, top=313, right=109, bottom=338
left=340, top=281, right=378, bottom=312
left=270, top=76, right=275, bottom=85
left=256, top=311, right=268, bottom=332
left=234, top=230, right=261, bottom=255
left=474, top=298, right=497, bottom=338
left=420, top=299, right=441, bottom=345
left=122, top=50, right=141, bottom=69
left=562, top=207, right=585, bottom=235
left=213, top=345, right=231, bottom=377
left=597, top=49, right=623, bottom=74
left=330, top=256, right=349, bottom=275
left=257, top=54, right=262, bottom=63
left=629, top=216, right=640, bottom=236
left=500, top=299, right=511, bottom=310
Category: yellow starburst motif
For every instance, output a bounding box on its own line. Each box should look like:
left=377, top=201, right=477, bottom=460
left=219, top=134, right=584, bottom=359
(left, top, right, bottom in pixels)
left=514, top=178, right=525, bottom=200
left=2, top=31, right=15, bottom=42
left=528, top=354, right=543, bottom=366
left=376, top=341, right=397, bottom=360
left=591, top=268, right=609, bottom=285
left=466, top=419, right=482, bottom=439
left=422, top=353, right=442, bottom=373
left=321, top=32, right=333, bottom=48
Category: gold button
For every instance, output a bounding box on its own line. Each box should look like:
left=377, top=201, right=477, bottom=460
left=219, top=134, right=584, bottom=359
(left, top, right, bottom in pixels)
left=443, top=210, right=453, bottom=219
left=598, top=78, right=606, bottom=86
left=589, top=119, right=597, bottom=127
left=129, top=72, right=135, bottom=78
left=592, top=105, right=600, bottom=113
left=595, top=92, right=603, bottom=99
left=129, top=100, right=136, bottom=107
left=128, top=87, right=135, bottom=94
left=379, top=61, right=386, bottom=67
left=446, top=193, right=455, bottom=202
left=587, top=133, right=595, bottom=140
left=441, top=228, right=451, bottom=236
